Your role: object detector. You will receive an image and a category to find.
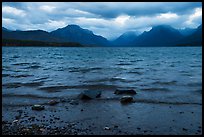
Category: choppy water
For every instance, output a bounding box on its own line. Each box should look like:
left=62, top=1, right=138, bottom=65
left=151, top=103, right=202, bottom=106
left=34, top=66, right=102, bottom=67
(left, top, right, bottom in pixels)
left=2, top=47, right=202, bottom=106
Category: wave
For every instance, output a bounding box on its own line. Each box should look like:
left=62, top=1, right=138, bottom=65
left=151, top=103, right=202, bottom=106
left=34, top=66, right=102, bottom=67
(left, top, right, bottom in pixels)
left=152, top=80, right=177, bottom=86
left=25, top=65, right=41, bottom=69
left=2, top=93, right=59, bottom=99
left=116, top=63, right=132, bottom=66
left=12, top=62, right=31, bottom=66
left=85, top=77, right=136, bottom=83
left=141, top=87, right=170, bottom=92
left=38, top=84, right=118, bottom=92
left=2, top=82, right=22, bottom=88
left=3, top=81, right=44, bottom=88
left=128, top=71, right=143, bottom=75
left=69, top=67, right=102, bottom=73
left=10, top=74, right=34, bottom=78
left=2, top=74, right=11, bottom=77
left=187, top=82, right=202, bottom=87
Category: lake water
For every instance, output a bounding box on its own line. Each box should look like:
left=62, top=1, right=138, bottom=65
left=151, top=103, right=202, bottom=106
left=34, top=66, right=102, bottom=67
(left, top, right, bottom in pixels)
left=2, top=47, right=202, bottom=107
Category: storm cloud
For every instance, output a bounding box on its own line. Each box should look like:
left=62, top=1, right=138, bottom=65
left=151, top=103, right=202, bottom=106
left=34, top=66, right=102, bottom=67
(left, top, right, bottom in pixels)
left=2, top=2, right=202, bottom=40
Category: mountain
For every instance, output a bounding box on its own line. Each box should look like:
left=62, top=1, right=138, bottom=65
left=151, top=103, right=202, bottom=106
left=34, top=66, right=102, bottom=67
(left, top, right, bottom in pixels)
left=50, top=24, right=110, bottom=46
left=2, top=29, right=63, bottom=42
left=111, top=31, right=138, bottom=46
left=131, top=25, right=184, bottom=46
left=176, top=24, right=202, bottom=46
left=178, top=28, right=196, bottom=36
left=2, top=27, right=11, bottom=32
left=2, top=24, right=202, bottom=47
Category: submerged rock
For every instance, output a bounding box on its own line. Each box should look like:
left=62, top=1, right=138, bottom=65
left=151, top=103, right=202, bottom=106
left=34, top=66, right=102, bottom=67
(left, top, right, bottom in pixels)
left=120, top=96, right=134, bottom=103
left=114, top=89, right=137, bottom=95
left=79, top=90, right=101, bottom=100
left=32, top=105, right=45, bottom=111
left=48, top=100, right=59, bottom=106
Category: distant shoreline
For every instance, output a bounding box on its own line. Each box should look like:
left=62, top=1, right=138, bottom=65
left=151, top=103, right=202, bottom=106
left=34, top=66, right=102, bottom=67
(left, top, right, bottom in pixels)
left=2, top=38, right=202, bottom=47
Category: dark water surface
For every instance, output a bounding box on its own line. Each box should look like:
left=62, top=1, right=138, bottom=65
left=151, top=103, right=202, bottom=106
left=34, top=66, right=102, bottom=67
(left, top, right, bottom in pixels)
left=2, top=47, right=202, bottom=106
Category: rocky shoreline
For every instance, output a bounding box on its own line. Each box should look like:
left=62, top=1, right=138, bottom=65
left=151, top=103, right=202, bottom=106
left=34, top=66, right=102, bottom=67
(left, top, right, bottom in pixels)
left=2, top=89, right=202, bottom=135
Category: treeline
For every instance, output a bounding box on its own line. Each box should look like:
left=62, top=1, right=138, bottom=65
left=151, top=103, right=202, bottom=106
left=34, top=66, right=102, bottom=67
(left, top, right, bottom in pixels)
left=2, top=39, right=84, bottom=47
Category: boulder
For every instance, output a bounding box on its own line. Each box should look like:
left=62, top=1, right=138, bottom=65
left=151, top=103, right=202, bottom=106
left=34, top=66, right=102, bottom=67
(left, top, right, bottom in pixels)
left=79, top=90, right=101, bottom=100
left=32, top=105, right=45, bottom=111
left=114, top=89, right=137, bottom=95
left=120, top=96, right=134, bottom=103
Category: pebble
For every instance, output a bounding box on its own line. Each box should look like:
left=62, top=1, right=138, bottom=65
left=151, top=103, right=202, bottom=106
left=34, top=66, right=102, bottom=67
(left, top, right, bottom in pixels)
left=13, top=120, right=19, bottom=123
left=32, top=105, right=45, bottom=111
left=104, top=127, right=110, bottom=130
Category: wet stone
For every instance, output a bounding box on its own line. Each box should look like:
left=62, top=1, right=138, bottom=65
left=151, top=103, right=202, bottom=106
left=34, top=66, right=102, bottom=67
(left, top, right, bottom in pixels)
left=120, top=96, right=134, bottom=103
left=32, top=105, right=45, bottom=111
left=79, top=90, right=101, bottom=100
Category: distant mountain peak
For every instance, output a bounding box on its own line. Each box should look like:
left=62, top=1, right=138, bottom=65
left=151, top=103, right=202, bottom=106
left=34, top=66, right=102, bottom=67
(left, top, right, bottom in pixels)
left=197, top=24, right=202, bottom=29
left=2, top=27, right=11, bottom=31
left=65, top=24, right=81, bottom=29
left=50, top=24, right=109, bottom=46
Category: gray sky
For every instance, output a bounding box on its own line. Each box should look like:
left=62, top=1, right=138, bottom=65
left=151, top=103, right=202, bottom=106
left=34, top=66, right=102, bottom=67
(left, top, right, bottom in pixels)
left=2, top=2, right=202, bottom=40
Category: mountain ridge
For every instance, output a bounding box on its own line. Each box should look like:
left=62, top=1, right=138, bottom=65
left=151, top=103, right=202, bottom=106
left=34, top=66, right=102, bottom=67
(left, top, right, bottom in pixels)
left=2, top=24, right=202, bottom=47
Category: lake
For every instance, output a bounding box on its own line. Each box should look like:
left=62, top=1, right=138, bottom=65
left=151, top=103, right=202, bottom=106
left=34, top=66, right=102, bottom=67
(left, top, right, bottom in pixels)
left=2, top=46, right=202, bottom=135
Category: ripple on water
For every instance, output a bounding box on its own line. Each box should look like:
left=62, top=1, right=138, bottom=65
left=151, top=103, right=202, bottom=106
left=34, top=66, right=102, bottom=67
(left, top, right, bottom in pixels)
left=2, top=81, right=44, bottom=88
left=186, top=82, right=202, bottom=87
left=2, top=74, right=11, bottom=77
left=141, top=87, right=171, bottom=92
left=10, top=74, right=34, bottom=78
left=38, top=84, right=118, bottom=92
left=68, top=67, right=102, bottom=73
left=2, top=82, right=22, bottom=88
left=152, top=80, right=177, bottom=86
left=12, top=62, right=31, bottom=66
left=116, top=63, right=133, bottom=66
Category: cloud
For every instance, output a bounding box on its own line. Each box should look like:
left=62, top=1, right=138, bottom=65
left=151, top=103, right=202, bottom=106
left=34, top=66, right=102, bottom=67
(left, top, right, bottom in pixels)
left=2, top=2, right=202, bottom=39
left=2, top=6, right=26, bottom=17
left=39, top=5, right=56, bottom=13
left=185, top=8, right=202, bottom=27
